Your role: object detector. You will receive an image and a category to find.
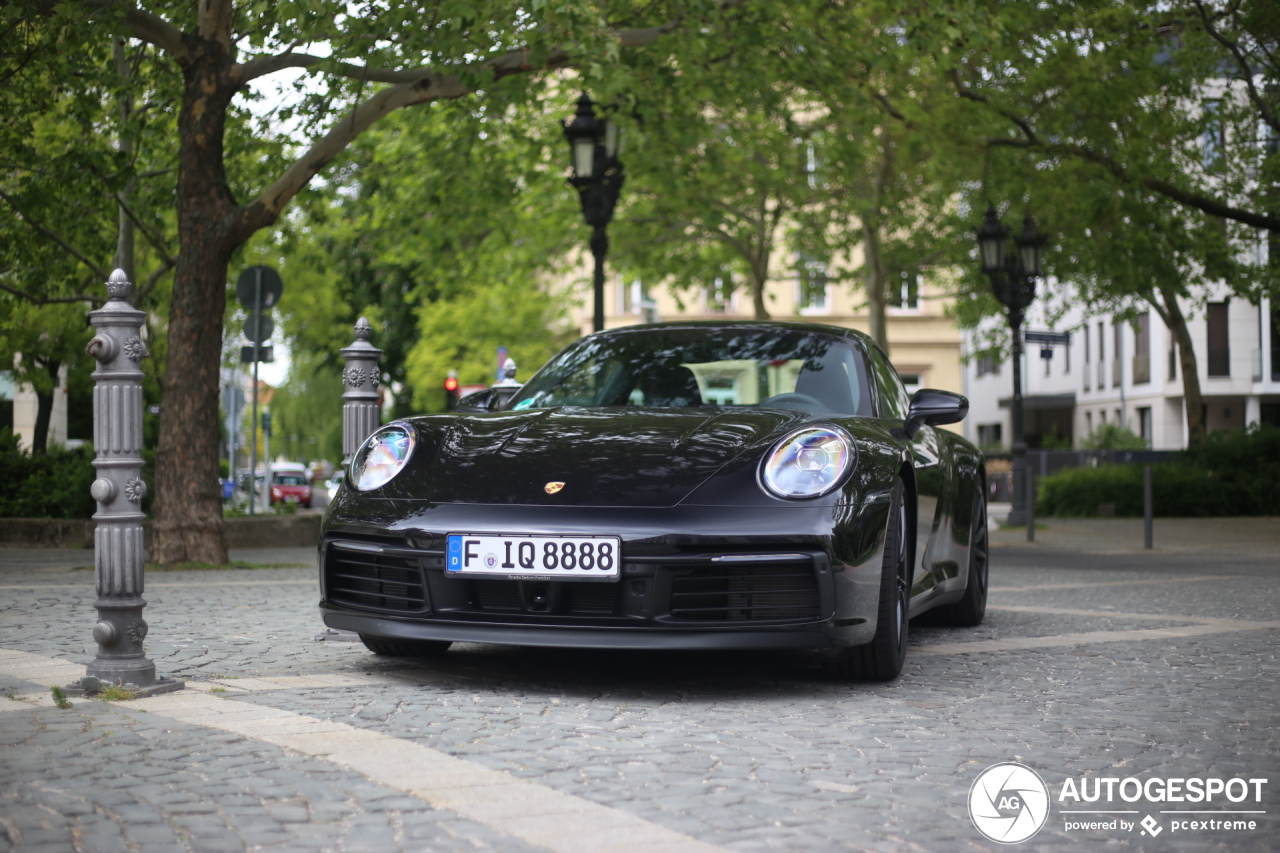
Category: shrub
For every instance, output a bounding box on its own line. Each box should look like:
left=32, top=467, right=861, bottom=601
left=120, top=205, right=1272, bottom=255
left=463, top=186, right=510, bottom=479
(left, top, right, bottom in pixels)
left=0, top=428, right=96, bottom=519
left=1037, top=425, right=1280, bottom=517
left=1080, top=422, right=1148, bottom=450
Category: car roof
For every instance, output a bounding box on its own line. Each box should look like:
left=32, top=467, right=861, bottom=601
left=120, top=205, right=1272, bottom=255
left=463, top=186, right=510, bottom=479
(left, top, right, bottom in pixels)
left=581, top=320, right=874, bottom=349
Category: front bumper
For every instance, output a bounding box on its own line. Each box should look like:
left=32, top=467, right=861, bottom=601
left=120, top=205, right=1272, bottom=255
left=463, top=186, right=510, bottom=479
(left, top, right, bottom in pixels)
left=319, top=502, right=888, bottom=650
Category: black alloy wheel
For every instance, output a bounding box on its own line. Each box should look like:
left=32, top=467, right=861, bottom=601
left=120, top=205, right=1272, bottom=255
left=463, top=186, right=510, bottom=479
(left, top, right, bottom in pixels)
left=929, top=488, right=989, bottom=627
left=824, top=477, right=910, bottom=681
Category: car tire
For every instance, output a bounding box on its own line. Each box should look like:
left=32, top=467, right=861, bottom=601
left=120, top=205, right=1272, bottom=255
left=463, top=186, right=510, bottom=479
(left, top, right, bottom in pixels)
left=358, top=635, right=452, bottom=658
left=824, top=477, right=909, bottom=681
left=928, top=489, right=989, bottom=628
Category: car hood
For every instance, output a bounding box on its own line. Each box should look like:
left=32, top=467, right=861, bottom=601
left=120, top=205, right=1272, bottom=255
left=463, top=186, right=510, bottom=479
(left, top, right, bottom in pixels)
left=411, top=407, right=810, bottom=507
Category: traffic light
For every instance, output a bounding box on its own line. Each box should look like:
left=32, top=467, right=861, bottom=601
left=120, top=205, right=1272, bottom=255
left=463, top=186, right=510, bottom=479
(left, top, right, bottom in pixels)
left=261, top=410, right=273, bottom=437
left=444, top=372, right=459, bottom=411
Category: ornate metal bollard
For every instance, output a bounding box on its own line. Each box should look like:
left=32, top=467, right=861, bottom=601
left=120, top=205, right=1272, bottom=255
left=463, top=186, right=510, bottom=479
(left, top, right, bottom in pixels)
left=341, top=317, right=382, bottom=467
left=68, top=270, right=182, bottom=697
left=491, top=357, right=523, bottom=410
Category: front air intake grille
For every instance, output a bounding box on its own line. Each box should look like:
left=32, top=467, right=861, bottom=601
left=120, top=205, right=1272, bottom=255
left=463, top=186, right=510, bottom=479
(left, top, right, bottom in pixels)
left=567, top=583, right=620, bottom=615
left=326, top=546, right=428, bottom=614
left=474, top=580, right=523, bottom=612
left=668, top=564, right=820, bottom=622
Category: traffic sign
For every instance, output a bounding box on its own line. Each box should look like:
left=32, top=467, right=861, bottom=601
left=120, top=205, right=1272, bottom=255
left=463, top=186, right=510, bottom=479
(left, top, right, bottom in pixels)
left=235, top=266, right=283, bottom=310
left=240, top=345, right=274, bottom=363
left=1024, top=329, right=1071, bottom=346
left=243, top=313, right=274, bottom=344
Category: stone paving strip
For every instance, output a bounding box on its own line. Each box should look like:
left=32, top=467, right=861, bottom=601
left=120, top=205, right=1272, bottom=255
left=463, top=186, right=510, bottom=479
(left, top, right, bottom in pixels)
left=990, top=574, right=1244, bottom=593
left=915, top=603, right=1280, bottom=655
left=0, top=648, right=729, bottom=853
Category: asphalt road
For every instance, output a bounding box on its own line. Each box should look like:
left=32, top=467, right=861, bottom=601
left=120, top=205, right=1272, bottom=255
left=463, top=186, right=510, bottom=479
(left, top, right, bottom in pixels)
left=0, top=539, right=1276, bottom=852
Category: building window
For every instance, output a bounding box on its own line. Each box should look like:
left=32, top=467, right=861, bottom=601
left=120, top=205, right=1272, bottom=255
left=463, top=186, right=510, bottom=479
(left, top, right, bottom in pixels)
left=797, top=254, right=829, bottom=314
left=1133, top=311, right=1151, bottom=384
left=705, top=275, right=734, bottom=314
left=976, top=354, right=1000, bottom=377
left=1207, top=301, right=1230, bottom=376
left=1168, top=326, right=1178, bottom=381
left=898, top=373, right=921, bottom=397
left=1138, top=406, right=1153, bottom=448
left=1085, top=411, right=1093, bottom=436
left=889, top=271, right=920, bottom=310
left=1100, top=409, right=1107, bottom=426
left=1112, top=321, right=1122, bottom=387
left=618, top=276, right=634, bottom=314
left=1097, top=321, right=1107, bottom=390
left=1202, top=100, right=1224, bottom=168
left=1063, top=340, right=1071, bottom=374
left=1270, top=304, right=1280, bottom=381
left=977, top=423, right=1003, bottom=450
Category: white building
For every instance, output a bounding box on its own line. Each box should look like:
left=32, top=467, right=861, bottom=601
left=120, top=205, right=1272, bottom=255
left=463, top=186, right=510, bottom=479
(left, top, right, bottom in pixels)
left=962, top=284, right=1280, bottom=451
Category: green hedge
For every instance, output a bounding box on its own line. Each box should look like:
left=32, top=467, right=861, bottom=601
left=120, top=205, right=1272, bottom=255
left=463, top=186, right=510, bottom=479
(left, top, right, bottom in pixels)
left=1037, top=426, right=1280, bottom=517
left=0, top=429, right=97, bottom=519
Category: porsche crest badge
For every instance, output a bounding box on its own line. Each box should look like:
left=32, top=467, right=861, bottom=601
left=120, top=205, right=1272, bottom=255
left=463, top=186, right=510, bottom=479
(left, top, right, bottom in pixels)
left=544, top=481, right=566, bottom=495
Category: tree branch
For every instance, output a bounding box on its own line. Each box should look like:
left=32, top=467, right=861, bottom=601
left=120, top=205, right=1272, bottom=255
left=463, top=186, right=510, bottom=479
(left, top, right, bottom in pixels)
left=986, top=137, right=1280, bottom=231
left=197, top=0, right=232, bottom=51
left=0, top=190, right=111, bottom=280
left=83, top=0, right=188, bottom=60
left=1190, top=0, right=1279, bottom=135
left=239, top=0, right=751, bottom=234
left=0, top=280, right=103, bottom=306
left=137, top=256, right=176, bottom=304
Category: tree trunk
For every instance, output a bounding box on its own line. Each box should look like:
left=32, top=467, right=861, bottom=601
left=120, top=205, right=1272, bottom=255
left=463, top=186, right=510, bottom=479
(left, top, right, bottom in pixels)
left=31, top=359, right=59, bottom=454
left=750, top=256, right=770, bottom=319
left=1153, top=284, right=1206, bottom=448
left=862, top=220, right=889, bottom=353
left=151, top=41, right=243, bottom=565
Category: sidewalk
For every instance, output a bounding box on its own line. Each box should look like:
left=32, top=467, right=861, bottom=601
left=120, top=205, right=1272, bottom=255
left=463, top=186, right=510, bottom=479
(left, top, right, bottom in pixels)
left=988, top=511, right=1280, bottom=556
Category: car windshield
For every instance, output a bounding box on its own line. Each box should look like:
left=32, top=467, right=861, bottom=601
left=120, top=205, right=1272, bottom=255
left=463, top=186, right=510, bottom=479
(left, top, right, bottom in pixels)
left=274, top=475, right=307, bottom=486
left=508, top=326, right=873, bottom=416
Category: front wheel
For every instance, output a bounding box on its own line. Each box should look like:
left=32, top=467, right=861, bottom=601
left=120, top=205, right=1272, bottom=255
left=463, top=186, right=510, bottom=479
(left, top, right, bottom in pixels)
left=359, top=635, right=452, bottom=658
left=824, top=477, right=910, bottom=681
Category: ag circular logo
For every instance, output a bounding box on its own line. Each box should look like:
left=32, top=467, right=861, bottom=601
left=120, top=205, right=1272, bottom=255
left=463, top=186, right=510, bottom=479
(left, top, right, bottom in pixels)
left=969, top=762, right=1050, bottom=844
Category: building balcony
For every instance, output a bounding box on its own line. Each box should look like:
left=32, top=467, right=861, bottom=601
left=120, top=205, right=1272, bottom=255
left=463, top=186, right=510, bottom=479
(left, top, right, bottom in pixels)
left=1133, top=354, right=1150, bottom=385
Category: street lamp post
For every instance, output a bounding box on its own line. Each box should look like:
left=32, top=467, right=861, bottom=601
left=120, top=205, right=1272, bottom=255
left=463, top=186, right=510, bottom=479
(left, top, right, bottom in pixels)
left=563, top=92, right=625, bottom=333
left=977, top=205, right=1047, bottom=527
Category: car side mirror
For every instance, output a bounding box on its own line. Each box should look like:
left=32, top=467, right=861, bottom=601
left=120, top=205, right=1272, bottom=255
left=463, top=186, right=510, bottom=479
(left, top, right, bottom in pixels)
left=456, top=388, right=496, bottom=413
left=904, top=389, right=968, bottom=439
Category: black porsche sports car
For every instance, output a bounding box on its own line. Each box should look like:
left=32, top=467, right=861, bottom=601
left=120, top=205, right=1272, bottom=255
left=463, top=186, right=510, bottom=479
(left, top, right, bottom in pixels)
left=319, top=321, right=988, bottom=680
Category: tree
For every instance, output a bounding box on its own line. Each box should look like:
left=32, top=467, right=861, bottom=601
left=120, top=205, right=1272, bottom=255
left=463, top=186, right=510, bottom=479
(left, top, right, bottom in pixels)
left=264, top=92, right=582, bottom=418
left=13, top=0, right=752, bottom=564
left=611, top=28, right=829, bottom=318
left=937, top=0, right=1279, bottom=235
left=1, top=19, right=181, bottom=449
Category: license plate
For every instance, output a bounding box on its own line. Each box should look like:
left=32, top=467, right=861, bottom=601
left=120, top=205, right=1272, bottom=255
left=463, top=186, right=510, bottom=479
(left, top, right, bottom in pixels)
left=445, top=534, right=621, bottom=581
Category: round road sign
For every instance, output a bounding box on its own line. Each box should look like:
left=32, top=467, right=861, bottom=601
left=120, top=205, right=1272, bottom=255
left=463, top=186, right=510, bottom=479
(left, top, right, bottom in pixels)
left=235, top=266, right=283, bottom=310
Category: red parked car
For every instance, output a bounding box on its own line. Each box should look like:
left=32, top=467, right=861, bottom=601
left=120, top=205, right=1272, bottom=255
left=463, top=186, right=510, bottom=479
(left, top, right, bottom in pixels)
left=270, top=470, right=313, bottom=507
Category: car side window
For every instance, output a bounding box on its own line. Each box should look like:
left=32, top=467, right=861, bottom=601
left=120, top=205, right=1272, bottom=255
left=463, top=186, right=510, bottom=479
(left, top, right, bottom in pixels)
left=869, top=346, right=910, bottom=420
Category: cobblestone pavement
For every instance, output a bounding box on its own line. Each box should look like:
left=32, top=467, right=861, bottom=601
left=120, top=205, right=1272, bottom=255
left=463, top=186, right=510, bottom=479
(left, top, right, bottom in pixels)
left=0, top=543, right=1276, bottom=852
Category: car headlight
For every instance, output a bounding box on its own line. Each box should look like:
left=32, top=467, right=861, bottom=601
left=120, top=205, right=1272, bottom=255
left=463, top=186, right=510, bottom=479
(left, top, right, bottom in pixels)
left=350, top=423, right=417, bottom=491
left=759, top=425, right=855, bottom=499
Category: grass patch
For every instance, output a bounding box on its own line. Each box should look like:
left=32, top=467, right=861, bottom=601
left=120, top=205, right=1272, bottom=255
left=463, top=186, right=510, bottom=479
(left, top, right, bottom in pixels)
left=50, top=686, right=72, bottom=709
left=209, top=687, right=228, bottom=694
left=97, top=684, right=136, bottom=701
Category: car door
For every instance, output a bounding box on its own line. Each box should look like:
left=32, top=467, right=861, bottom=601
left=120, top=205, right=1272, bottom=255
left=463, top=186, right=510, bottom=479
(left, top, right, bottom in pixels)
left=867, top=346, right=942, bottom=597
